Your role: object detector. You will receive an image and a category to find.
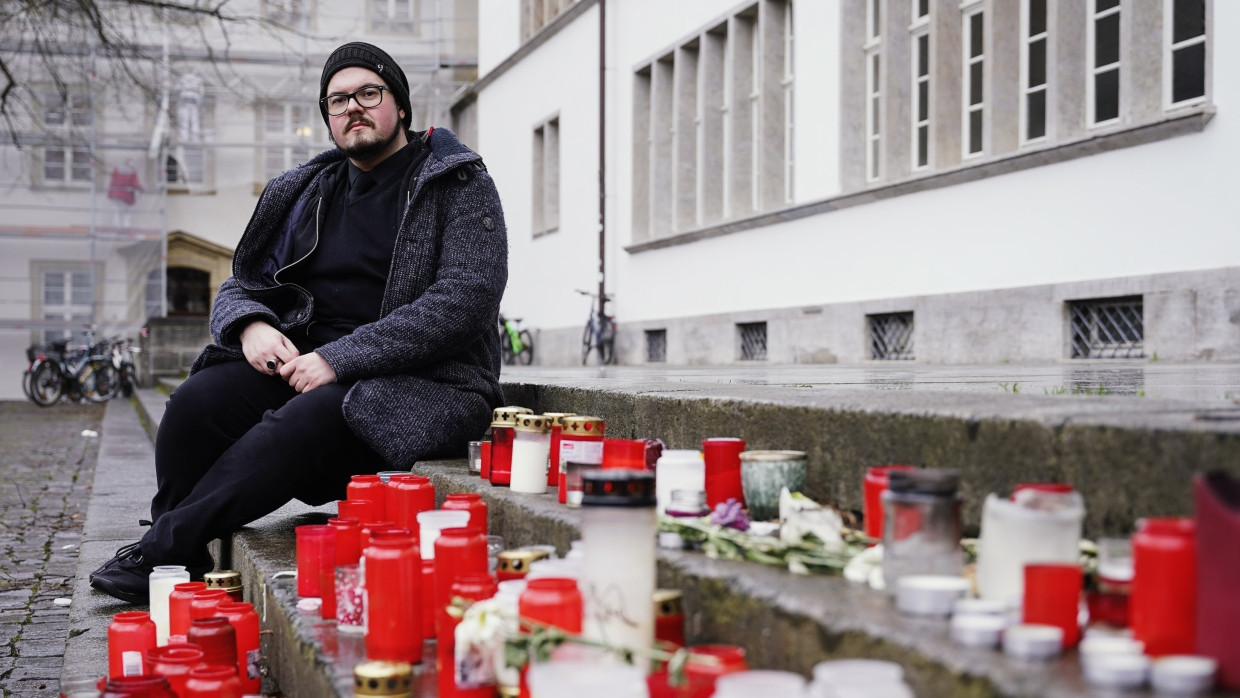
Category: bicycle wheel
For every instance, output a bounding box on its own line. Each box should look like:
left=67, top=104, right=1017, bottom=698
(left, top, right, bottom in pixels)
left=28, top=361, right=64, bottom=407
left=516, top=330, right=534, bottom=365
left=500, top=331, right=515, bottom=365
left=581, top=321, right=594, bottom=365
left=82, top=361, right=119, bottom=402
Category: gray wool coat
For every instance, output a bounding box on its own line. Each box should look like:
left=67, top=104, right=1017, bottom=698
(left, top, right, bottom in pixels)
left=190, top=127, right=508, bottom=468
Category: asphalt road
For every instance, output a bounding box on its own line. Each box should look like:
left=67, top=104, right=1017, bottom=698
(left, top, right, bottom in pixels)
left=0, top=401, right=103, bottom=698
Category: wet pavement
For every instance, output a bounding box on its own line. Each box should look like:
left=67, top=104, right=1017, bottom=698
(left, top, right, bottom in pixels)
left=0, top=402, right=102, bottom=698
left=504, top=362, right=1240, bottom=403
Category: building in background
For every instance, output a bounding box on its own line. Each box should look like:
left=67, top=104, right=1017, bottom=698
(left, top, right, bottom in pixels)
left=0, top=0, right=478, bottom=399
left=457, top=0, right=1236, bottom=367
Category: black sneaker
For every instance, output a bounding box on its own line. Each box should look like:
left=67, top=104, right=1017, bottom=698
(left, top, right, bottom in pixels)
left=88, top=542, right=152, bottom=604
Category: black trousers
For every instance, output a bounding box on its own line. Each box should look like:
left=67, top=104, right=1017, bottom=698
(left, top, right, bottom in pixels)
left=142, top=360, right=383, bottom=565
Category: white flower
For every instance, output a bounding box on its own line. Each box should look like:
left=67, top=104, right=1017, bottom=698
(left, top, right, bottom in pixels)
left=843, top=543, right=885, bottom=591
left=779, top=489, right=845, bottom=552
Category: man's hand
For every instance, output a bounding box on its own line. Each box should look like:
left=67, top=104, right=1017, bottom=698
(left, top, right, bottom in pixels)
left=279, top=352, right=337, bottom=393
left=240, top=320, right=300, bottom=375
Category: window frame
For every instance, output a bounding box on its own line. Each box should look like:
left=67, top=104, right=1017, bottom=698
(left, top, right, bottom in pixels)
left=1087, top=0, right=1122, bottom=129
left=962, top=3, right=987, bottom=159
left=370, top=0, right=419, bottom=34
left=1019, top=0, right=1050, bottom=145
left=1163, top=0, right=1209, bottom=110
left=260, top=102, right=316, bottom=183
left=911, top=27, right=931, bottom=171
left=531, top=114, right=561, bottom=237
left=33, top=261, right=100, bottom=345
left=39, top=90, right=95, bottom=188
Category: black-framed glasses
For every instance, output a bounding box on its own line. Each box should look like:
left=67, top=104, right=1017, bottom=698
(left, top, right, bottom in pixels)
left=321, top=85, right=389, bottom=116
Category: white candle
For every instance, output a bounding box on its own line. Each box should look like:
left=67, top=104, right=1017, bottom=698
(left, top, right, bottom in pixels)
left=148, top=565, right=189, bottom=645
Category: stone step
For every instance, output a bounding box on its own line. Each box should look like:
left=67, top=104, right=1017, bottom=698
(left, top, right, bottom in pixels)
left=68, top=376, right=1240, bottom=697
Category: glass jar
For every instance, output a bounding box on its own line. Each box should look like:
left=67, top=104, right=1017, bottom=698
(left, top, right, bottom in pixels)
left=421, top=559, right=437, bottom=642
left=558, top=417, right=606, bottom=504
left=863, top=465, right=918, bottom=541
left=432, top=527, right=489, bottom=636
left=336, top=498, right=380, bottom=526
left=108, top=611, right=157, bottom=678
left=334, top=563, right=365, bottom=633
left=738, top=450, right=807, bottom=522
left=975, top=485, right=1084, bottom=602
left=167, top=582, right=206, bottom=639
left=580, top=470, right=657, bottom=668
left=655, top=450, right=705, bottom=515
left=603, top=438, right=648, bottom=470
left=360, top=521, right=398, bottom=552
left=439, top=573, right=500, bottom=698
left=294, top=524, right=335, bottom=598
left=364, top=529, right=423, bottom=664
left=145, top=643, right=203, bottom=697
left=203, top=570, right=243, bottom=603
left=186, top=617, right=236, bottom=670
left=181, top=665, right=242, bottom=698
left=683, top=644, right=749, bottom=697
left=188, top=588, right=229, bottom=622
left=215, top=602, right=261, bottom=695
left=880, top=469, right=963, bottom=593
left=654, top=589, right=685, bottom=649
left=543, top=413, right=577, bottom=489
left=347, top=474, right=388, bottom=522
left=148, top=565, right=189, bottom=646
left=1131, top=517, right=1197, bottom=656
left=386, top=474, right=434, bottom=535
left=510, top=415, right=551, bottom=494
left=100, top=675, right=176, bottom=698
left=519, top=577, right=583, bottom=634
left=327, top=516, right=362, bottom=565
left=701, top=438, right=746, bottom=509
left=443, top=493, right=489, bottom=535
left=666, top=489, right=709, bottom=518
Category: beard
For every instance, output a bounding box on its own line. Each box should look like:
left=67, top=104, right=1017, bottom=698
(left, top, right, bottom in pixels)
left=333, top=115, right=402, bottom=161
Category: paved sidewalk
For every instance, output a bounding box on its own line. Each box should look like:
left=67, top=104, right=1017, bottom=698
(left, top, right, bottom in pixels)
left=0, top=402, right=103, bottom=698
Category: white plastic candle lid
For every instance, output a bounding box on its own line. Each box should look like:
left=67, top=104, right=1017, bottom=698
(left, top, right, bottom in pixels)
left=1082, top=652, right=1150, bottom=689
left=952, top=597, right=1007, bottom=616
left=950, top=613, right=1008, bottom=648
left=1002, top=624, right=1063, bottom=659
left=527, top=660, right=647, bottom=696
left=496, top=579, right=527, bottom=597
left=895, top=575, right=972, bottom=616
left=812, top=659, right=905, bottom=684
left=527, top=557, right=582, bottom=580
left=1079, top=635, right=1144, bottom=657
left=714, top=670, right=807, bottom=697
left=1150, top=655, right=1217, bottom=695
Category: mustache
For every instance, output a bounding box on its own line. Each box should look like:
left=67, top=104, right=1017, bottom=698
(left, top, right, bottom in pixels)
left=343, top=116, right=373, bottom=132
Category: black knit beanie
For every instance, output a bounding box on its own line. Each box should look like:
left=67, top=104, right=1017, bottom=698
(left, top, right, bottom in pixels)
left=319, top=42, right=412, bottom=130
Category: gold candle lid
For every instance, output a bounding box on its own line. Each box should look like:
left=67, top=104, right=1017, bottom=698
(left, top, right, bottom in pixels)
left=496, top=548, right=550, bottom=575
left=203, top=570, right=242, bottom=590
left=542, top=412, right=577, bottom=426
left=514, top=415, right=549, bottom=433
left=492, top=406, right=533, bottom=424
left=498, top=686, right=521, bottom=697
left=354, top=660, right=414, bottom=696
left=560, top=416, right=606, bottom=435
left=654, top=589, right=683, bottom=617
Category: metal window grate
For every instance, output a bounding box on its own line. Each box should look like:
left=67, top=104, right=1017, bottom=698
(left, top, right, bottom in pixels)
left=645, top=329, right=667, bottom=363
left=1070, top=296, right=1143, bottom=359
left=869, top=312, right=915, bottom=360
left=738, top=322, right=767, bottom=361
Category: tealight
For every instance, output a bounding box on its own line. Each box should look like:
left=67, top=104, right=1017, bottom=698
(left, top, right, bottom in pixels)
left=895, top=575, right=971, bottom=616
left=1082, top=652, right=1150, bottom=690
left=950, top=613, right=1008, bottom=648
left=1002, top=623, right=1063, bottom=660
left=1150, top=655, right=1217, bottom=695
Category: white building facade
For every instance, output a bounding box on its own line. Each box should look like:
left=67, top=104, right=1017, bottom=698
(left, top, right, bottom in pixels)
left=458, top=0, right=1237, bottom=366
left=0, top=0, right=477, bottom=399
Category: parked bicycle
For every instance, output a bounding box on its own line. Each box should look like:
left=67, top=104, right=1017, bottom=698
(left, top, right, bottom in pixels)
left=576, top=288, right=616, bottom=365
left=498, top=313, right=534, bottom=366
left=24, top=329, right=124, bottom=407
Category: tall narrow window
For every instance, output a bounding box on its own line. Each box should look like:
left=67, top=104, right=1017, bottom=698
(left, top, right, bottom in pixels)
left=40, top=268, right=94, bottom=344
left=864, top=0, right=883, bottom=182
left=41, top=91, right=93, bottom=185
left=1166, top=0, right=1206, bottom=107
left=963, top=7, right=985, bottom=156
left=1089, top=0, right=1121, bottom=126
left=371, top=0, right=418, bottom=33
left=532, top=116, right=560, bottom=236
left=912, top=30, right=930, bottom=169
left=1021, top=0, right=1048, bottom=142
left=782, top=0, right=795, bottom=203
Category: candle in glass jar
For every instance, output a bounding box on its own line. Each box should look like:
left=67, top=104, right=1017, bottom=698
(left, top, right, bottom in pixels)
left=558, top=417, right=605, bottom=504
left=148, top=565, right=189, bottom=646
left=510, top=415, right=551, bottom=494
left=579, top=470, right=657, bottom=670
